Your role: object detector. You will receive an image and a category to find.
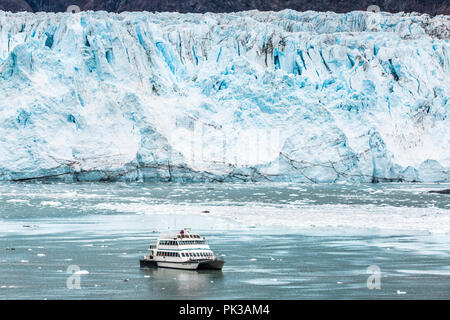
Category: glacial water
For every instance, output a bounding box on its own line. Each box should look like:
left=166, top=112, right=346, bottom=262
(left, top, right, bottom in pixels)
left=0, top=182, right=449, bottom=299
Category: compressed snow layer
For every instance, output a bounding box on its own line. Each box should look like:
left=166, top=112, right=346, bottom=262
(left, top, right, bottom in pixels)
left=0, top=10, right=449, bottom=182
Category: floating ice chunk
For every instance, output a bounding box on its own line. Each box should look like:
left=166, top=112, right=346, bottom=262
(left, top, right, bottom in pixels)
left=40, top=201, right=62, bottom=207
left=74, top=270, right=89, bottom=275
left=6, top=199, right=29, bottom=203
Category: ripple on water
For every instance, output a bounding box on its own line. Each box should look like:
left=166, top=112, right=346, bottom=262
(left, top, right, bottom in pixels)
left=242, top=278, right=291, bottom=286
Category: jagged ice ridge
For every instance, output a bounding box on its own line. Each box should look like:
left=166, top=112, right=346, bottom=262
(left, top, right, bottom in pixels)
left=0, top=10, right=449, bottom=182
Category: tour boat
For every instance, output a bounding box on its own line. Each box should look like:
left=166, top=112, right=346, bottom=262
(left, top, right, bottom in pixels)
left=140, top=228, right=225, bottom=270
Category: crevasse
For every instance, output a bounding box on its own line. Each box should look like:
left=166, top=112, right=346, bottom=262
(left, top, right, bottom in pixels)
left=0, top=10, right=449, bottom=182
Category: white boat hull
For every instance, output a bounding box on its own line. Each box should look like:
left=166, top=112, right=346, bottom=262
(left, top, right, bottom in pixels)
left=157, top=261, right=199, bottom=270
left=140, top=258, right=225, bottom=270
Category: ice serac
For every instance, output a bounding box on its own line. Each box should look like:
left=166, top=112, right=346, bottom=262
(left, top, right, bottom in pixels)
left=0, top=10, right=449, bottom=182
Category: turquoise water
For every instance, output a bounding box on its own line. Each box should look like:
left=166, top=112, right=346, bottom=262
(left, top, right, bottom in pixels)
left=0, top=182, right=449, bottom=299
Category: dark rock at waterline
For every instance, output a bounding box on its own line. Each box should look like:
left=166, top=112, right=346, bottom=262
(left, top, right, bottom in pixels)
left=428, top=189, right=450, bottom=194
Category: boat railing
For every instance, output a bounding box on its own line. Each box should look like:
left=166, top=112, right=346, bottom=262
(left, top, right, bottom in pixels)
left=149, top=244, right=157, bottom=249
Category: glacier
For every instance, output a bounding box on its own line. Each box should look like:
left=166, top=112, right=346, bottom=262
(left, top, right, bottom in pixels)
left=0, top=9, right=449, bottom=182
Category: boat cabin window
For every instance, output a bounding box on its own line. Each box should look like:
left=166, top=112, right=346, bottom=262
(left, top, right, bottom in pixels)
left=157, top=251, right=181, bottom=257
left=185, top=240, right=205, bottom=245
left=159, top=240, right=179, bottom=246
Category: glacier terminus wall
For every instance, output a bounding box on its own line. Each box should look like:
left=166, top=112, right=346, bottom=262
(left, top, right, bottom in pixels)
left=0, top=10, right=449, bottom=182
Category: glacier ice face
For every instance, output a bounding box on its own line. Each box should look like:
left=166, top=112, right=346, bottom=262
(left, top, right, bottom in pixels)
left=0, top=9, right=449, bottom=182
